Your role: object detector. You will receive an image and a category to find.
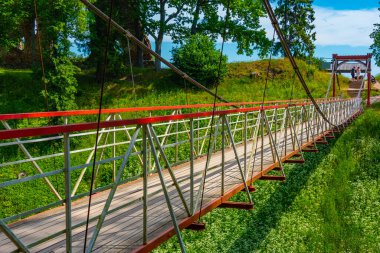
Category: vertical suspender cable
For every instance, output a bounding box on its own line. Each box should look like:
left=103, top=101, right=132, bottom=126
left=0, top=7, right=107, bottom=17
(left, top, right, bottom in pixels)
left=126, top=38, right=137, bottom=105
left=83, top=0, right=115, bottom=251
left=262, top=30, right=276, bottom=105
left=33, top=0, right=49, bottom=111
left=197, top=0, right=231, bottom=221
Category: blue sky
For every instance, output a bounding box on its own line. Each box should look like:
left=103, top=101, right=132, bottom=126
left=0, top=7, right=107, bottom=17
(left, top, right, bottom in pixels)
left=314, top=0, right=378, bottom=10
left=74, top=1, right=380, bottom=74
left=311, top=1, right=379, bottom=74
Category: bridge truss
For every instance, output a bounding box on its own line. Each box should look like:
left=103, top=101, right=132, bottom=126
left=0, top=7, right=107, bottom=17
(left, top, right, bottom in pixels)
left=0, top=98, right=362, bottom=252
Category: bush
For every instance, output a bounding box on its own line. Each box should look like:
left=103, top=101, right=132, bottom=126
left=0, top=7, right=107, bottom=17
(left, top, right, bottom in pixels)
left=172, top=34, right=228, bottom=87
left=45, top=56, right=80, bottom=111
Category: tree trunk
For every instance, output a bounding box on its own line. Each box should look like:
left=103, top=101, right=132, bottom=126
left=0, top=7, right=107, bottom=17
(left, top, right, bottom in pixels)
left=154, top=37, right=162, bottom=71
left=191, top=0, right=202, bottom=34
left=22, top=18, right=35, bottom=67
left=155, top=0, right=166, bottom=71
left=135, top=21, right=144, bottom=68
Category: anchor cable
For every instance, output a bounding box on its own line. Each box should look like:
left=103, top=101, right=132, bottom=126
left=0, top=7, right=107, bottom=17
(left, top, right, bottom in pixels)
left=83, top=0, right=115, bottom=251
left=262, top=0, right=336, bottom=127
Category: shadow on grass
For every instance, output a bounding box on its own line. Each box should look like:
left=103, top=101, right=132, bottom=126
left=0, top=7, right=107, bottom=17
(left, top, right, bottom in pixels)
left=226, top=140, right=336, bottom=253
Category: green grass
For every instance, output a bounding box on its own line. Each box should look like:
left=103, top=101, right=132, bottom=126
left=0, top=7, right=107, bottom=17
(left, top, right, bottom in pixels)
left=0, top=68, right=45, bottom=114
left=155, top=103, right=380, bottom=252
left=0, top=59, right=349, bottom=114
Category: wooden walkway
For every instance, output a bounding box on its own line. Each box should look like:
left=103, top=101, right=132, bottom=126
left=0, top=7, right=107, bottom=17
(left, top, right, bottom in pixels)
left=0, top=114, right=351, bottom=253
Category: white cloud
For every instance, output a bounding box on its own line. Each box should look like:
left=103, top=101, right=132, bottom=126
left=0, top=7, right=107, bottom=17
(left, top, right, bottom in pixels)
left=314, top=6, right=378, bottom=47
left=259, top=6, right=379, bottom=47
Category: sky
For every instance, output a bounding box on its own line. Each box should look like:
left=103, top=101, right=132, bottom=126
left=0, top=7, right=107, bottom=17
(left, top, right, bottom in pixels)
left=154, top=1, right=380, bottom=74
left=270, top=0, right=379, bottom=74
left=73, top=1, right=380, bottom=74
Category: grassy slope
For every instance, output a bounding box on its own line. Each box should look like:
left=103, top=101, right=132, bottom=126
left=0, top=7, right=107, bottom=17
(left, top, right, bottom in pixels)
left=76, top=59, right=350, bottom=110
left=155, top=104, right=380, bottom=253
left=0, top=59, right=349, bottom=114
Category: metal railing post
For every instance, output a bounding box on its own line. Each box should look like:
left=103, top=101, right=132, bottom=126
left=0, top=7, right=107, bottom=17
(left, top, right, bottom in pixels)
left=244, top=112, right=247, bottom=176
left=63, top=117, right=72, bottom=252
left=190, top=119, right=194, bottom=214
left=221, top=115, right=225, bottom=196
left=142, top=125, right=148, bottom=244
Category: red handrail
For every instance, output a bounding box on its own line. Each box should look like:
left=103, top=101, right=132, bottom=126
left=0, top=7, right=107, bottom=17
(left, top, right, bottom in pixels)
left=0, top=104, right=293, bottom=140
left=0, top=98, right=340, bottom=121
left=0, top=98, right=352, bottom=140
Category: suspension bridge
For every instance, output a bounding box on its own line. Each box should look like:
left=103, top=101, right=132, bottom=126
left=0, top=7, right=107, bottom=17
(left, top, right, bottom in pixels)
left=0, top=0, right=378, bottom=252
left=0, top=97, right=367, bottom=253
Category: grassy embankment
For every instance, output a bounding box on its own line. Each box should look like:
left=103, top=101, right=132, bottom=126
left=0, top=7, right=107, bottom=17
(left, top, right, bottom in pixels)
left=156, top=104, right=380, bottom=252
left=0, top=59, right=348, bottom=115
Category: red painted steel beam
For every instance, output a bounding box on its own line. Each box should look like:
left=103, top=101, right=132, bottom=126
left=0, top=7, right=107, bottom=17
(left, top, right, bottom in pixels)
left=0, top=99, right=355, bottom=141
left=0, top=105, right=294, bottom=140
left=0, top=100, right=295, bottom=120
left=302, top=149, right=319, bottom=153
left=218, top=202, right=254, bottom=210
left=367, top=71, right=371, bottom=107
left=185, top=222, right=206, bottom=231
left=283, top=159, right=305, bottom=164
left=241, top=186, right=256, bottom=192
left=333, top=54, right=372, bottom=61
left=259, top=176, right=286, bottom=181
left=333, top=73, right=336, bottom=97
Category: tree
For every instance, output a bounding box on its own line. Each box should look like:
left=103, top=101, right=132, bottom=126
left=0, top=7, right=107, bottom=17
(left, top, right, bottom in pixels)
left=142, top=0, right=195, bottom=71
left=183, top=0, right=272, bottom=58
left=0, top=0, right=38, bottom=67
left=370, top=6, right=380, bottom=65
left=274, top=0, right=316, bottom=59
left=34, top=0, right=83, bottom=110
left=172, top=34, right=228, bottom=86
left=87, top=0, right=151, bottom=81
left=0, top=0, right=83, bottom=110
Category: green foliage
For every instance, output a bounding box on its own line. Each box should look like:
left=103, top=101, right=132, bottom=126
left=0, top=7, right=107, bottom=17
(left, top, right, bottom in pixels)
left=370, top=7, right=380, bottom=65
left=155, top=104, right=380, bottom=253
left=182, top=0, right=271, bottom=57
left=45, top=57, right=80, bottom=111
left=172, top=34, right=228, bottom=86
left=274, top=0, right=316, bottom=58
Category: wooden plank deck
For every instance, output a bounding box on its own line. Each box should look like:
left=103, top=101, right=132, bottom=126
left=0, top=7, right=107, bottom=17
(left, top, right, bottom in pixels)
left=0, top=117, right=341, bottom=252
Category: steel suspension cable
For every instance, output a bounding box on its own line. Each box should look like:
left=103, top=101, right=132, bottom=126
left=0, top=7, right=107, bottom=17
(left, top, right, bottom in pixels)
left=78, top=0, right=235, bottom=106
left=184, top=79, right=189, bottom=105
left=83, top=0, right=115, bottom=251
left=262, top=0, right=336, bottom=127
left=262, top=29, right=276, bottom=105
left=126, top=38, right=137, bottom=104
left=33, top=0, right=49, bottom=112
left=197, top=0, right=231, bottom=221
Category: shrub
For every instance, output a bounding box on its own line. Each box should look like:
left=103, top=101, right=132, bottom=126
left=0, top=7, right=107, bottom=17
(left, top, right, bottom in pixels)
left=172, top=34, right=228, bottom=87
left=45, top=56, right=80, bottom=111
